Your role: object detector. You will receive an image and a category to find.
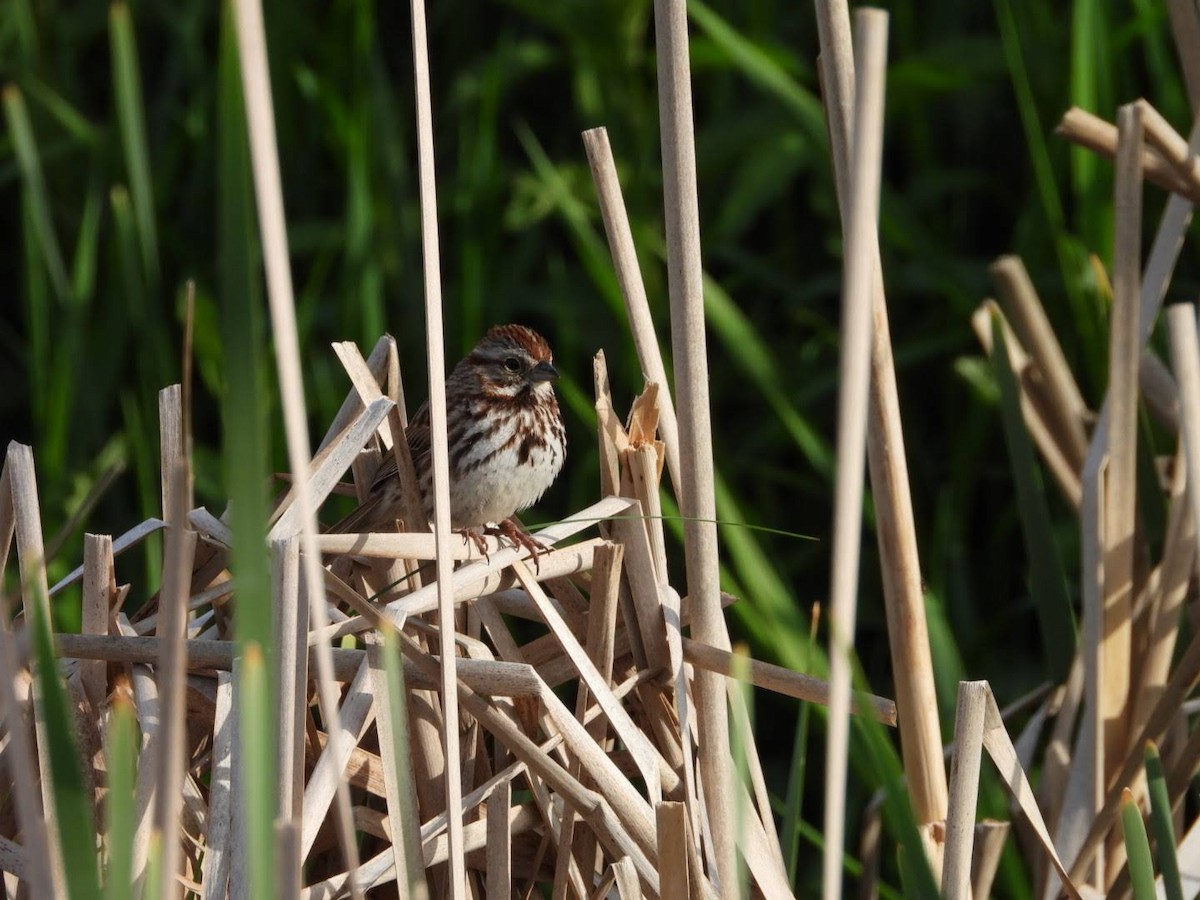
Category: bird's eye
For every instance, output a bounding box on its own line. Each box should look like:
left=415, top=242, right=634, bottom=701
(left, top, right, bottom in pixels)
left=503, top=357, right=522, bottom=373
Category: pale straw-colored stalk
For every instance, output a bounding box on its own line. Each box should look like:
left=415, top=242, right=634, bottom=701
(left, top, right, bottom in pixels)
left=1101, top=102, right=1143, bottom=782
left=652, top=0, right=737, bottom=886
left=819, top=11, right=889, bottom=900
left=815, top=0, right=947, bottom=844
left=942, top=681, right=990, bottom=897
left=230, top=0, right=362, bottom=894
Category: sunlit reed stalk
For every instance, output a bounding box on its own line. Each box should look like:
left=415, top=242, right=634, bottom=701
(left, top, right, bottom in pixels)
left=821, top=11, right=889, bottom=900
left=231, top=0, right=361, bottom=895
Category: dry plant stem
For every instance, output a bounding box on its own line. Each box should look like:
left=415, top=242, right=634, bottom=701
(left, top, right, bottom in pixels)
left=1168, top=0, right=1200, bottom=109
left=820, top=12, right=889, bottom=900
left=1065, top=623, right=1200, bottom=887
left=1136, top=113, right=1200, bottom=342
left=815, top=0, right=948, bottom=837
left=656, top=801, right=691, bottom=899
left=318, top=335, right=392, bottom=452
left=49, top=516, right=164, bottom=597
left=153, top=460, right=197, bottom=898
left=1103, top=102, right=1143, bottom=779
left=6, top=444, right=65, bottom=896
left=80, top=534, right=114, bottom=711
left=989, top=256, right=1089, bottom=468
left=681, top=637, right=896, bottom=724
left=1056, top=108, right=1198, bottom=202
left=971, top=820, right=1010, bottom=900
left=0, top=456, right=54, bottom=900
left=272, top=536, right=307, bottom=824
left=582, top=126, right=683, bottom=500
left=396, top=633, right=663, bottom=895
left=1166, top=303, right=1200, bottom=588
left=971, top=304, right=1084, bottom=508
left=942, top=681, right=989, bottom=898
left=366, top=642, right=426, bottom=900
left=1136, top=99, right=1200, bottom=194
left=404, top=0, right=465, bottom=883
left=201, top=672, right=235, bottom=895
left=1132, top=446, right=1193, bottom=735
left=230, top=1, right=362, bottom=895
left=486, top=780, right=512, bottom=898
left=652, top=0, right=736, bottom=888
left=511, top=561, right=669, bottom=801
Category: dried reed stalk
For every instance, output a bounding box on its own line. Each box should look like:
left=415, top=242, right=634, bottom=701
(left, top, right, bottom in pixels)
left=152, top=386, right=197, bottom=896
left=819, top=11, right=889, bottom=899
left=1102, top=102, right=1143, bottom=783
left=582, top=126, right=684, bottom=501
left=0, top=452, right=54, bottom=900
left=652, top=0, right=736, bottom=886
left=989, top=256, right=1089, bottom=470
left=815, top=0, right=948, bottom=846
left=231, top=0, right=362, bottom=893
left=942, top=681, right=989, bottom=897
left=1056, top=107, right=1198, bottom=202
left=404, top=0, right=465, bottom=886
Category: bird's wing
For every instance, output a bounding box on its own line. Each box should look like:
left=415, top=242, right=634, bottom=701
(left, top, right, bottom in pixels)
left=328, top=402, right=430, bottom=533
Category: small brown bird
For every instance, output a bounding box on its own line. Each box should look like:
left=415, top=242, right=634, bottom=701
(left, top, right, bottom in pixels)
left=337, top=324, right=566, bottom=551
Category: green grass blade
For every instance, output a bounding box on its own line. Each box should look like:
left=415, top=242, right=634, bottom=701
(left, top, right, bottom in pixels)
left=109, top=2, right=161, bottom=295
left=854, top=704, right=940, bottom=899
left=992, top=0, right=1103, bottom=383
left=989, top=311, right=1076, bottom=681
left=1145, top=741, right=1183, bottom=900
left=3, top=84, right=73, bottom=306
left=1121, top=787, right=1157, bottom=900
left=103, top=696, right=137, bottom=900
left=219, top=3, right=276, bottom=897
left=730, top=649, right=753, bottom=898
left=240, top=644, right=276, bottom=900
left=27, top=574, right=102, bottom=900
left=70, top=169, right=103, bottom=305
left=687, top=0, right=824, bottom=134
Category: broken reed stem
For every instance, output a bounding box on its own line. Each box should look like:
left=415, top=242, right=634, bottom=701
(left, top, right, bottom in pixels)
left=815, top=0, right=947, bottom=836
left=1136, top=99, right=1200, bottom=192
left=1057, top=107, right=1200, bottom=203
left=581, top=125, right=684, bottom=503
left=230, top=1, right=362, bottom=896
left=0, top=454, right=54, bottom=900
left=821, top=12, right=889, bottom=900
left=942, top=681, right=989, bottom=899
left=651, top=0, right=736, bottom=886
left=272, top=536, right=306, bottom=823
left=7, top=444, right=66, bottom=896
left=1103, top=102, right=1143, bottom=780
left=989, top=255, right=1089, bottom=469
left=152, top=456, right=197, bottom=897
left=405, top=0, right=465, bottom=886
left=681, top=637, right=896, bottom=724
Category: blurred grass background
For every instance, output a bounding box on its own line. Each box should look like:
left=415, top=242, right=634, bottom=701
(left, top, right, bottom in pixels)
left=0, top=0, right=1192, bottom=894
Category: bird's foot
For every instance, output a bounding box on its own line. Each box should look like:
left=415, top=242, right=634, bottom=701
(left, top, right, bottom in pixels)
left=458, top=527, right=491, bottom=561
left=490, top=517, right=550, bottom=572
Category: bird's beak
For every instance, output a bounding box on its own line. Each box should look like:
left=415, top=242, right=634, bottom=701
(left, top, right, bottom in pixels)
left=530, top=361, right=559, bottom=382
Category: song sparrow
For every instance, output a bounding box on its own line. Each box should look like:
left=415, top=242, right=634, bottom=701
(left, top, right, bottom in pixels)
left=337, top=324, right=566, bottom=553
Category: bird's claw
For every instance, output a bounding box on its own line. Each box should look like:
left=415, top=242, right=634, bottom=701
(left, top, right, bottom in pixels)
left=459, top=528, right=491, bottom=562
left=490, top=518, right=550, bottom=573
